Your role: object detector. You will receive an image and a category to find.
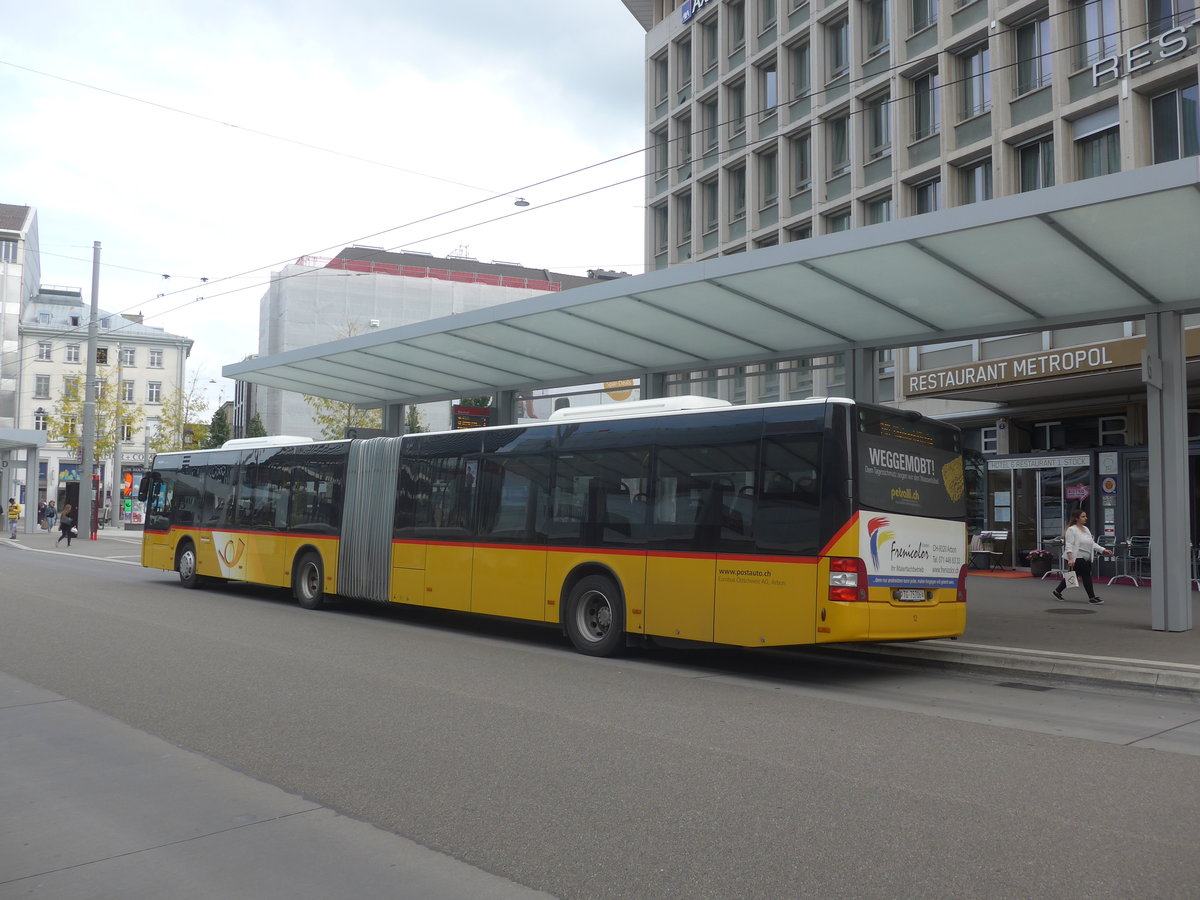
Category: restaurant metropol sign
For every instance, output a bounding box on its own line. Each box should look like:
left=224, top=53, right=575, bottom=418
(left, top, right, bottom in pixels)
left=905, top=329, right=1200, bottom=397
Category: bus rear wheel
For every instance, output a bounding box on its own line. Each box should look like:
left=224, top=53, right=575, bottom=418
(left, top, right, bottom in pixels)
left=293, top=552, right=325, bottom=609
left=177, top=541, right=200, bottom=589
left=564, top=574, right=625, bottom=657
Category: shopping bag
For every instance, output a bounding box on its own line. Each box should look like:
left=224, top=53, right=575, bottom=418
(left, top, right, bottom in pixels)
left=70, top=526, right=78, bottom=536
left=1064, top=570, right=1079, bottom=589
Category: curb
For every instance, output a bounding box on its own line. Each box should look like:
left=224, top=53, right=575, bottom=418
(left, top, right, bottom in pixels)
left=822, top=639, right=1200, bottom=695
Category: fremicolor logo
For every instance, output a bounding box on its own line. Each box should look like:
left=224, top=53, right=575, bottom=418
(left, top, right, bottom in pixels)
left=867, top=516, right=894, bottom=568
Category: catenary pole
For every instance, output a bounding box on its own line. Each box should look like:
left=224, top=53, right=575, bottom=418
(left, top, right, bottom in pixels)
left=78, top=241, right=101, bottom=540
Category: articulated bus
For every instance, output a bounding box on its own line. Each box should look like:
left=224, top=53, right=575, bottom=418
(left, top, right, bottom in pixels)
left=140, top=397, right=967, bottom=656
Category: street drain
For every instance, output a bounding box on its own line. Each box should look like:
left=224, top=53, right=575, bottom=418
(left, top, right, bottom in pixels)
left=1046, top=607, right=1097, bottom=614
left=996, top=682, right=1054, bottom=692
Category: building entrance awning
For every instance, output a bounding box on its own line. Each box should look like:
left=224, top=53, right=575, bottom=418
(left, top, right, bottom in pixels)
left=225, top=159, right=1200, bottom=408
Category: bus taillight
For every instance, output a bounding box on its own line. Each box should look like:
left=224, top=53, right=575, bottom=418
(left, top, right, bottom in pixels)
left=957, top=564, right=968, bottom=602
left=828, top=557, right=868, bottom=602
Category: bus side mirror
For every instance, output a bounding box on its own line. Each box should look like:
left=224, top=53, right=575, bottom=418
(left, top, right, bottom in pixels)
left=137, top=474, right=156, bottom=503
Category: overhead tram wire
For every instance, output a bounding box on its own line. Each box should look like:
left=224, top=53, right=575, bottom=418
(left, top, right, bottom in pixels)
left=8, top=2, right=1180, bottom=375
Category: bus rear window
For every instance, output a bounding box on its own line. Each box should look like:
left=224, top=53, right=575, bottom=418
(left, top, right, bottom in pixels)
left=856, top=407, right=964, bottom=519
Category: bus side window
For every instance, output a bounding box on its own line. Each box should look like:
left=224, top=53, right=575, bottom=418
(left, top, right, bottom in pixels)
left=756, top=436, right=822, bottom=555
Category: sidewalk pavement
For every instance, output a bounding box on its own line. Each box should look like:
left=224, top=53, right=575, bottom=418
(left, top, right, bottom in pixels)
left=5, top=528, right=1199, bottom=694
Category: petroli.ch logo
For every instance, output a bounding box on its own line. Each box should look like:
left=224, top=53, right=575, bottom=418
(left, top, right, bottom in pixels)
left=867, top=516, right=894, bottom=568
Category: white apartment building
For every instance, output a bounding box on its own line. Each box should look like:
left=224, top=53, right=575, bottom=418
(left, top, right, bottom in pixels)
left=256, top=247, right=620, bottom=438
left=20, top=286, right=192, bottom=521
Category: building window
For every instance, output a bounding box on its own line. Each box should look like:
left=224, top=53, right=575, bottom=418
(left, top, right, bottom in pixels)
left=912, top=70, right=940, bottom=141
left=96, top=346, right=109, bottom=366
left=0, top=238, right=17, bottom=263
left=959, top=44, right=990, bottom=119
left=865, top=194, right=893, bottom=224
left=980, top=426, right=999, bottom=454
left=790, top=131, right=812, bottom=192
left=63, top=415, right=79, bottom=436
left=676, top=38, right=692, bottom=91
left=66, top=344, right=81, bottom=364
left=759, top=150, right=779, bottom=206
left=827, top=18, right=849, bottom=80
left=728, top=1, right=746, bottom=53
left=913, top=177, right=942, bottom=214
left=34, top=412, right=48, bottom=432
left=960, top=158, right=993, bottom=203
left=147, top=381, right=163, bottom=404
left=728, top=81, right=747, bottom=137
left=729, top=164, right=748, bottom=220
left=701, top=97, right=719, bottom=153
left=790, top=41, right=810, bottom=99
left=1015, top=17, right=1052, bottom=96
left=64, top=376, right=81, bottom=399
left=1078, top=127, right=1120, bottom=179
left=653, top=204, right=669, bottom=253
left=120, top=424, right=135, bottom=443
left=1018, top=135, right=1055, bottom=191
left=92, top=380, right=104, bottom=401
left=653, top=54, right=669, bottom=105
left=912, top=0, right=937, bottom=32
left=787, top=223, right=813, bottom=241
left=702, top=178, right=720, bottom=233
left=120, top=346, right=136, bottom=366
left=121, top=380, right=135, bottom=403
left=1148, top=0, right=1186, bottom=37
left=34, top=375, right=50, bottom=398
left=1151, top=85, right=1200, bottom=164
left=865, top=93, right=891, bottom=159
left=652, top=127, right=669, bottom=176
left=827, top=112, right=850, bottom=177
left=1099, top=416, right=1127, bottom=446
left=1072, top=0, right=1117, bottom=68
left=760, top=0, right=778, bottom=28
left=148, top=349, right=164, bottom=368
left=37, top=310, right=51, bottom=325
left=701, top=16, right=719, bottom=72
left=37, top=341, right=52, bottom=361
left=759, top=60, right=778, bottom=116
left=826, top=209, right=852, bottom=232
left=865, top=0, right=890, bottom=56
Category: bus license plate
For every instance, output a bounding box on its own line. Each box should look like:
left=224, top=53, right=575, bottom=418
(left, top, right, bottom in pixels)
left=895, top=589, right=926, bottom=602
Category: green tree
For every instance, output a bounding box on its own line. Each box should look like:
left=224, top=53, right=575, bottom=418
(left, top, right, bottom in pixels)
left=404, top=405, right=426, bottom=434
left=305, top=395, right=383, bottom=440
left=48, top=367, right=144, bottom=460
left=246, top=412, right=267, bottom=437
left=205, top=406, right=231, bottom=448
left=149, top=372, right=211, bottom=453
left=459, top=395, right=492, bottom=408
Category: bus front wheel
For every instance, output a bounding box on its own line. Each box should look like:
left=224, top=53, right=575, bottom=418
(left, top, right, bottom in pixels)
left=177, top=541, right=200, bottom=589
left=293, top=552, right=325, bottom=609
left=564, top=574, right=625, bottom=657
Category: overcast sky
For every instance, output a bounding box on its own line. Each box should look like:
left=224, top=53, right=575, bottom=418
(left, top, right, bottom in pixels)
left=0, top=1, right=648, bottom=406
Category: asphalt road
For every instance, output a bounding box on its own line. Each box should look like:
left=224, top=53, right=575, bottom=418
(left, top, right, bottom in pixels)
left=3, top=548, right=1200, bottom=899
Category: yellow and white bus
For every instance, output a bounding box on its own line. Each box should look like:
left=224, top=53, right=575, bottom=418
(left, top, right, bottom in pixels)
left=140, top=397, right=967, bottom=656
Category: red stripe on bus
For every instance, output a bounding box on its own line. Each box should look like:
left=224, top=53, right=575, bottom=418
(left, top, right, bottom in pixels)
left=819, top=513, right=859, bottom=557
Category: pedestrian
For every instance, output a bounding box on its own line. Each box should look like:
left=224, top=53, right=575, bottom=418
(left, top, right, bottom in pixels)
left=7, top=498, right=19, bottom=539
left=44, top=501, right=57, bottom=532
left=56, top=503, right=75, bottom=547
left=37, top=499, right=46, bottom=530
left=1053, top=509, right=1112, bottom=605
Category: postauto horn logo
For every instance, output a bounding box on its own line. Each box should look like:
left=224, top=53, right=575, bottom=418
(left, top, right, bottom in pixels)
left=867, top=516, right=894, bottom=569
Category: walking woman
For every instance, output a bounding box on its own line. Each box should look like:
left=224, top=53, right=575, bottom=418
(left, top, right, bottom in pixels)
left=56, top=503, right=75, bottom=547
left=1053, top=509, right=1111, bottom=604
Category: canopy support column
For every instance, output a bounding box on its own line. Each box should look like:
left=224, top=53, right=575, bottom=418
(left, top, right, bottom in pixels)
left=641, top=372, right=666, bottom=400
left=848, top=349, right=877, bottom=404
left=1143, top=311, right=1192, bottom=632
left=24, top=446, right=39, bottom=534
left=383, top=403, right=405, bottom=436
left=493, top=391, right=518, bottom=426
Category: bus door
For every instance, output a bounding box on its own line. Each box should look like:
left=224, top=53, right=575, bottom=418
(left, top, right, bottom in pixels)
left=418, top=457, right=476, bottom=612
left=471, top=457, right=549, bottom=621
left=645, top=456, right=722, bottom=643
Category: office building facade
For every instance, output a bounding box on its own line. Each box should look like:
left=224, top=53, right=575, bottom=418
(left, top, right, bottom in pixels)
left=622, top=0, right=1200, bottom=564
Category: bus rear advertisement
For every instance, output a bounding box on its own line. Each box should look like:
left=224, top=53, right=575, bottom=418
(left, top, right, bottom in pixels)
left=140, top=398, right=967, bottom=656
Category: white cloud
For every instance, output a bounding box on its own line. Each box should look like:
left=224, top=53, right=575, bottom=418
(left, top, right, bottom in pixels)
left=0, top=0, right=648, bottom=406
